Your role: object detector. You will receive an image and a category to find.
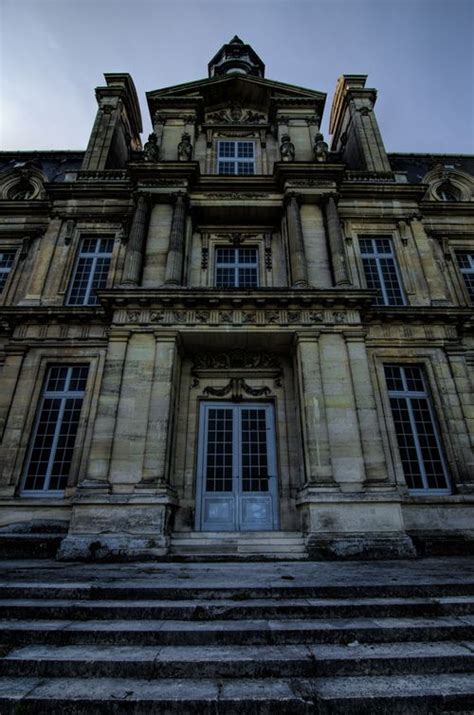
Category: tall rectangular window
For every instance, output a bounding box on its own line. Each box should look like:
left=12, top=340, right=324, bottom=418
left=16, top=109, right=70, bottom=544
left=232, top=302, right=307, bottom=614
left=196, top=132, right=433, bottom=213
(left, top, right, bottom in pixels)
left=217, top=141, right=255, bottom=175
left=67, top=237, right=113, bottom=306
left=384, top=364, right=450, bottom=493
left=359, top=238, right=406, bottom=306
left=215, top=247, right=259, bottom=288
left=456, top=252, right=474, bottom=300
left=0, top=250, right=16, bottom=294
left=22, top=365, right=89, bottom=494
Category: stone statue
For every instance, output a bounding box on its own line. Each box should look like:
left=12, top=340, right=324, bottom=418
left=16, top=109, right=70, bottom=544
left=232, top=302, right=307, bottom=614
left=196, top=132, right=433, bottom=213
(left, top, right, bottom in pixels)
left=313, top=132, right=329, bottom=163
left=178, top=132, right=193, bottom=162
left=143, top=133, right=160, bottom=162
left=280, top=134, right=295, bottom=162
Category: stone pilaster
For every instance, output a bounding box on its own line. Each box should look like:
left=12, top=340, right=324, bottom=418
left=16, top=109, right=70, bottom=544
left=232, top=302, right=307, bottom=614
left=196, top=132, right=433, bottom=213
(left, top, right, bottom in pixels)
left=285, top=194, right=308, bottom=287
left=20, top=218, right=62, bottom=305
left=443, top=349, right=474, bottom=492
left=164, top=193, right=187, bottom=287
left=108, top=332, right=156, bottom=491
left=121, top=194, right=150, bottom=287
left=408, top=217, right=450, bottom=305
left=294, top=333, right=334, bottom=487
left=324, top=196, right=351, bottom=287
left=83, top=330, right=130, bottom=490
left=143, top=332, right=181, bottom=484
left=345, top=333, right=390, bottom=486
left=319, top=332, right=365, bottom=490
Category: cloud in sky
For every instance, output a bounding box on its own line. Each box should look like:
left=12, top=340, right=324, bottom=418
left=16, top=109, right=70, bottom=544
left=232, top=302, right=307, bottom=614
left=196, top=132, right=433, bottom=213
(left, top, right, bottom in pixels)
left=1, top=0, right=473, bottom=153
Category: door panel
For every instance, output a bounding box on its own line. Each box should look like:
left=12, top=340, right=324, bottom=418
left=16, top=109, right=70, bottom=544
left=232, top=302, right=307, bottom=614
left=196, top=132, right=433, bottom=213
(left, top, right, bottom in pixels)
left=197, top=402, right=278, bottom=531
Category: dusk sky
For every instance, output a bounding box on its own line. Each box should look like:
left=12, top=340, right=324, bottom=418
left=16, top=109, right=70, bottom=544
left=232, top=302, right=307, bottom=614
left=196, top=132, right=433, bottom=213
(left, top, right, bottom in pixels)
left=1, top=0, right=473, bottom=154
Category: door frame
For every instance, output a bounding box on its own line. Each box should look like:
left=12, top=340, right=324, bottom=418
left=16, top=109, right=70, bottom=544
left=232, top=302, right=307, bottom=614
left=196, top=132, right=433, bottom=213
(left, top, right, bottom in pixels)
left=195, top=400, right=280, bottom=532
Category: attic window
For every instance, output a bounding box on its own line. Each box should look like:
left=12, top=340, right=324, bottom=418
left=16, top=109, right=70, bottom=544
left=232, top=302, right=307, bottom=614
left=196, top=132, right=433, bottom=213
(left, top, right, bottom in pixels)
left=217, top=141, right=255, bottom=175
left=437, top=183, right=459, bottom=202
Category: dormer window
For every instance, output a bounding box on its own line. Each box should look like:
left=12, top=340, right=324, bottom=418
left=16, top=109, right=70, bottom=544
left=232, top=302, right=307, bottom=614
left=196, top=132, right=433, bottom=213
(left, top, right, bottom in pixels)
left=437, top=183, right=459, bottom=202
left=217, top=141, right=255, bottom=175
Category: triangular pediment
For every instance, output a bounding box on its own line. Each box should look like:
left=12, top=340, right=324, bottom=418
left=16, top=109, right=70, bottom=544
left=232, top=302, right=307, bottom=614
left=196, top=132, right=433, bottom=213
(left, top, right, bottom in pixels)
left=146, top=74, right=326, bottom=123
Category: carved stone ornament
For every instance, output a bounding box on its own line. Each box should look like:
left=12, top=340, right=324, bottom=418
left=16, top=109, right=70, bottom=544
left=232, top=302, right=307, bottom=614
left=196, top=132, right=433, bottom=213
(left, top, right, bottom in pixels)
left=280, top=134, right=295, bottom=162
left=193, top=349, right=281, bottom=370
left=313, top=132, right=329, bottom=163
left=177, top=132, right=193, bottom=162
left=143, top=133, right=160, bottom=162
left=0, top=162, right=46, bottom=200
left=203, top=377, right=272, bottom=401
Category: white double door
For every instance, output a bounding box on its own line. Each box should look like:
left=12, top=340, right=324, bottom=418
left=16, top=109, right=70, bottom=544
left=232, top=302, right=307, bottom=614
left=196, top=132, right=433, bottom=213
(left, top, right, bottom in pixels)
left=196, top=402, right=279, bottom=531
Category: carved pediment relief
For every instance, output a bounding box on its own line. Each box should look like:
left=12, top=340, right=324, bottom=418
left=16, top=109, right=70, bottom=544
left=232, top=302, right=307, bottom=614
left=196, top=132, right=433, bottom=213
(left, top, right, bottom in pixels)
left=192, top=349, right=281, bottom=370
left=206, top=103, right=266, bottom=124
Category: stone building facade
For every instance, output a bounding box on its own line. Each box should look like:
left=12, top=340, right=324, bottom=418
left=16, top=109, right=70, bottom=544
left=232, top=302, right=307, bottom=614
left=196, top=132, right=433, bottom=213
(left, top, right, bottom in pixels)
left=0, top=37, right=473, bottom=560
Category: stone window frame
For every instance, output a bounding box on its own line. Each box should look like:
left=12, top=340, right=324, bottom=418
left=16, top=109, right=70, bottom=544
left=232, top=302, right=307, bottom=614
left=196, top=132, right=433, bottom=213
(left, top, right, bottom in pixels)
left=8, top=349, right=104, bottom=499
left=346, top=224, right=412, bottom=303
left=372, top=350, right=461, bottom=496
left=440, top=236, right=474, bottom=306
left=0, top=237, right=23, bottom=305
left=58, top=223, right=124, bottom=303
left=200, top=232, right=273, bottom=289
left=422, top=167, right=473, bottom=203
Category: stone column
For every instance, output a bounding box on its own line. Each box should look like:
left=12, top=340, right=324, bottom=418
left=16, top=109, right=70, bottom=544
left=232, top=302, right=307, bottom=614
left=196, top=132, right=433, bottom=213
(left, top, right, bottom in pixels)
left=84, top=330, right=129, bottom=489
left=20, top=217, right=62, bottom=304
left=121, top=194, right=150, bottom=287
left=164, top=193, right=187, bottom=286
left=294, top=333, right=334, bottom=486
left=345, top=332, right=391, bottom=486
left=319, top=332, right=366, bottom=490
left=285, top=193, right=309, bottom=287
left=143, top=332, right=180, bottom=485
left=108, top=332, right=156, bottom=492
left=324, top=196, right=351, bottom=286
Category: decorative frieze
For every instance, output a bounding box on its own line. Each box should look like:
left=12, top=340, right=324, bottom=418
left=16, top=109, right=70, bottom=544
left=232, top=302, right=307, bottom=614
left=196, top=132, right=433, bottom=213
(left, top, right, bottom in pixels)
left=193, top=349, right=281, bottom=370
left=117, top=308, right=355, bottom=326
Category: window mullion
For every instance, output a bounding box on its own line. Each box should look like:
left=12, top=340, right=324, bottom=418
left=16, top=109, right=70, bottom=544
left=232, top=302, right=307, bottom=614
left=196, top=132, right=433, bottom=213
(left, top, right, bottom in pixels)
left=375, top=255, right=389, bottom=304
left=85, top=254, right=98, bottom=304
left=405, top=395, right=429, bottom=490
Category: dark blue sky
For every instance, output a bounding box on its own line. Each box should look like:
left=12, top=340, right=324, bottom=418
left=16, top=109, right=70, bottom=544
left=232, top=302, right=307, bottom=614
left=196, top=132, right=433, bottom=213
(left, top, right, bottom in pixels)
left=1, top=0, right=473, bottom=153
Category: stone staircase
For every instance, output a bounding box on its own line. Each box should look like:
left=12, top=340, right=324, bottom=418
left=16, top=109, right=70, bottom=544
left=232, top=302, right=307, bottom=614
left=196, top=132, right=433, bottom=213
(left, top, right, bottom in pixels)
left=169, top=530, right=308, bottom=560
left=0, top=560, right=473, bottom=712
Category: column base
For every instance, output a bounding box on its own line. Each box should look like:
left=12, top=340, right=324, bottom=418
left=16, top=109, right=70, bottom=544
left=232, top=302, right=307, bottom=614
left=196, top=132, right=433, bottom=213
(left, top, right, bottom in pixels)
left=57, top=489, right=178, bottom=562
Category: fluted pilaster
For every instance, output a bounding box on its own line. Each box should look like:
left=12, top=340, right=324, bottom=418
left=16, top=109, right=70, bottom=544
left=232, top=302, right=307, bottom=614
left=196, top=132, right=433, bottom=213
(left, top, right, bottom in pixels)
left=285, top=193, right=308, bottom=288
left=122, top=194, right=150, bottom=286
left=324, top=195, right=351, bottom=287
left=164, top=193, right=187, bottom=287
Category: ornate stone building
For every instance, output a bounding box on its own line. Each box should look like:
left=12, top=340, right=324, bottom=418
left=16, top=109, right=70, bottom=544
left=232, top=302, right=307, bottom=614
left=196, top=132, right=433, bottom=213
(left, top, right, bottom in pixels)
left=0, top=36, right=473, bottom=560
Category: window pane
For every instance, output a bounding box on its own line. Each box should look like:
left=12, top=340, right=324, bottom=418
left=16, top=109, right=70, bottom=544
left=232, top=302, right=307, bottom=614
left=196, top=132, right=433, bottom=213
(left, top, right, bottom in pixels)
left=67, top=238, right=113, bottom=306
left=241, top=409, right=269, bottom=492
left=215, top=246, right=258, bottom=288
left=456, top=253, right=474, bottom=300
left=23, top=365, right=88, bottom=493
left=360, top=237, right=405, bottom=306
left=205, top=408, right=233, bottom=492
left=0, top=251, right=16, bottom=293
left=384, top=364, right=450, bottom=492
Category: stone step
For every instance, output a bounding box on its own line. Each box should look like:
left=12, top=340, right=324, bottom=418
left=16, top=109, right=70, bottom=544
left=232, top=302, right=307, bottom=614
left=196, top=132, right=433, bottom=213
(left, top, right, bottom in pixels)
left=0, top=673, right=473, bottom=713
left=1, top=642, right=473, bottom=680
left=2, top=595, right=474, bottom=620
left=0, top=616, right=473, bottom=646
left=3, top=581, right=474, bottom=601
left=171, top=531, right=305, bottom=540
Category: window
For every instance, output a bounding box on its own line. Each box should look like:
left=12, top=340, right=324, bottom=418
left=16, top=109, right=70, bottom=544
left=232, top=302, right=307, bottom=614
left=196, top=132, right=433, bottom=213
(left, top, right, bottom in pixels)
left=22, top=365, right=89, bottom=494
left=437, top=184, right=459, bottom=202
left=215, top=247, right=259, bottom=287
left=384, top=364, right=450, bottom=494
left=67, top=237, right=113, bottom=306
left=0, top=250, right=16, bottom=293
left=217, top=141, right=255, bottom=175
left=456, top=252, right=474, bottom=301
left=359, top=237, right=406, bottom=306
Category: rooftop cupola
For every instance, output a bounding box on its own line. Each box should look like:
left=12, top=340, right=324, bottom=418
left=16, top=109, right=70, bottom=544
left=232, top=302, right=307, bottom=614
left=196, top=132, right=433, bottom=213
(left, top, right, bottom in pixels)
left=208, top=36, right=265, bottom=78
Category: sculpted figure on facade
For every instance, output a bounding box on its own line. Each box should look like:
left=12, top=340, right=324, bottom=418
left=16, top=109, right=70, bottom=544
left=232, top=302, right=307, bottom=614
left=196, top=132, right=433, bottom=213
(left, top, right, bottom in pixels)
left=280, top=134, right=295, bottom=162
left=313, top=132, right=329, bottom=163
left=143, top=132, right=160, bottom=162
left=177, top=132, right=193, bottom=161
